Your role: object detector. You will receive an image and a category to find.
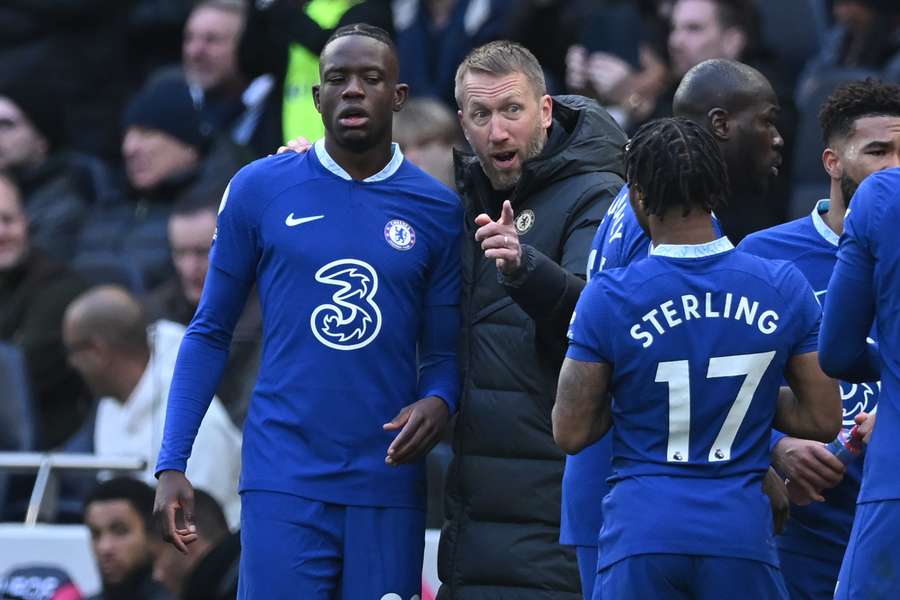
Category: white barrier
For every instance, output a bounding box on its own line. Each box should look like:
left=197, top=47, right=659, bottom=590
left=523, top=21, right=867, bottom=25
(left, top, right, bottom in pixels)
left=0, top=524, right=101, bottom=596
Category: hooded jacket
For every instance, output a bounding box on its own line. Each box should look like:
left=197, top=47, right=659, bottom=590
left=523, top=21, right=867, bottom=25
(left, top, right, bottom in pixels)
left=438, top=95, right=626, bottom=599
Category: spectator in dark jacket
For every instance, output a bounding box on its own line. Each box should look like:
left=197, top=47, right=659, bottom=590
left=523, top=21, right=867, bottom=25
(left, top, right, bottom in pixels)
left=393, top=0, right=510, bottom=108
left=0, top=173, right=90, bottom=450
left=0, top=1, right=132, bottom=161
left=76, top=78, right=246, bottom=290
left=438, top=41, right=626, bottom=600
left=238, top=0, right=393, bottom=149
left=84, top=478, right=173, bottom=600
left=0, top=83, right=100, bottom=262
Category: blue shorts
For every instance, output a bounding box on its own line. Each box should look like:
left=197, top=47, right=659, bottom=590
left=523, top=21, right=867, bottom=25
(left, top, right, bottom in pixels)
left=238, top=490, right=425, bottom=600
left=835, top=500, right=900, bottom=600
left=778, top=549, right=840, bottom=600
left=575, top=545, right=599, bottom=600
left=594, top=554, right=788, bottom=600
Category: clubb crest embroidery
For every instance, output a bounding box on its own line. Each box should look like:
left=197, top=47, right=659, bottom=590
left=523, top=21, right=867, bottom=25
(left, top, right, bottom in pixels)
left=384, top=219, right=416, bottom=251
left=515, top=209, right=535, bottom=234
left=310, top=259, right=382, bottom=350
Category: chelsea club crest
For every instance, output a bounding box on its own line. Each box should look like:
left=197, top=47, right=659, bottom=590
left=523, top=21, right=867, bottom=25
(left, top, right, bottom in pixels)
left=384, top=219, right=416, bottom=251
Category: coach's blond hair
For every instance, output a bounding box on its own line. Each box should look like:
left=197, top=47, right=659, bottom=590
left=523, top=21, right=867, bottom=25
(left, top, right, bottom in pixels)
left=454, top=41, right=546, bottom=108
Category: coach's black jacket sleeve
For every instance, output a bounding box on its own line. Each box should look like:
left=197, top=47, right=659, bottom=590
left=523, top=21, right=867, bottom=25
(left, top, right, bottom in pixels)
left=500, top=181, right=620, bottom=359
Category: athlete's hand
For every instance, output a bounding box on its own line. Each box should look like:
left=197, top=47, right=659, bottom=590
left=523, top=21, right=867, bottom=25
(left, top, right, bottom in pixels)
left=275, top=136, right=312, bottom=155
left=763, top=467, right=789, bottom=534
left=383, top=396, right=449, bottom=465
left=855, top=411, right=876, bottom=444
left=773, top=437, right=845, bottom=506
left=154, top=470, right=198, bottom=554
left=474, top=200, right=522, bottom=275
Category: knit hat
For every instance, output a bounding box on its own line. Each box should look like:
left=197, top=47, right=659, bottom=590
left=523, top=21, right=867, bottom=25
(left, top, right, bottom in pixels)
left=123, top=78, right=212, bottom=150
left=0, top=82, right=65, bottom=151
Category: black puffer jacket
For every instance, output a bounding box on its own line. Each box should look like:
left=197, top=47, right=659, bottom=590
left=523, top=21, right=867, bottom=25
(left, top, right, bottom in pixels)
left=438, top=96, right=626, bottom=599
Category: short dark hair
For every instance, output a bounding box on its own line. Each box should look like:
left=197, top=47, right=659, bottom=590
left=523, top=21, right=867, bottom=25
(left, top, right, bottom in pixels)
left=84, top=477, right=155, bottom=532
left=819, top=78, right=900, bottom=145
left=626, top=117, right=730, bottom=218
left=323, top=23, right=396, bottom=56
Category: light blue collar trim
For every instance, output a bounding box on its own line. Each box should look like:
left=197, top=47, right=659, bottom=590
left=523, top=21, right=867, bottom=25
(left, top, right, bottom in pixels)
left=651, top=236, right=734, bottom=258
left=811, top=198, right=839, bottom=247
left=313, top=139, right=404, bottom=182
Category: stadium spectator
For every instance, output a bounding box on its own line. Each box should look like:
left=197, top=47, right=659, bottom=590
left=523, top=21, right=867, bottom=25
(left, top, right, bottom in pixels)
left=0, top=84, right=95, bottom=262
left=83, top=477, right=173, bottom=600
left=143, top=196, right=261, bottom=426
left=0, top=173, right=91, bottom=451
left=393, top=0, right=510, bottom=108
left=439, top=41, right=626, bottom=599
left=392, top=97, right=462, bottom=189
left=0, top=2, right=133, bottom=161
left=62, top=286, right=241, bottom=528
left=565, top=1, right=671, bottom=131
left=239, top=0, right=393, bottom=148
left=152, top=489, right=234, bottom=599
left=798, top=0, right=900, bottom=99
left=75, top=78, right=244, bottom=290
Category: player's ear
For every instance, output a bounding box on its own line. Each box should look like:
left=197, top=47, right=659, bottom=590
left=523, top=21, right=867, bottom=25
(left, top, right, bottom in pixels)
left=393, top=83, right=409, bottom=112
left=312, top=85, right=322, bottom=113
left=707, top=107, right=729, bottom=140
left=822, top=147, right=842, bottom=181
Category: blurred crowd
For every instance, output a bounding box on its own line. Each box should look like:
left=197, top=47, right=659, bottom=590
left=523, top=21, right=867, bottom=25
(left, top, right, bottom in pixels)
left=1, top=0, right=900, bottom=598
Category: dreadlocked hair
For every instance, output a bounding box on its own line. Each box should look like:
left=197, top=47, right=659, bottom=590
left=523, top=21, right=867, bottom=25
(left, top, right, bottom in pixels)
left=323, top=23, right=396, bottom=55
left=625, top=117, right=730, bottom=219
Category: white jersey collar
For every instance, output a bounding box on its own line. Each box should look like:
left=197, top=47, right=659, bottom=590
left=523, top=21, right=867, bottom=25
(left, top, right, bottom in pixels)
left=811, top=199, right=839, bottom=247
left=651, top=236, right=734, bottom=258
left=314, top=138, right=404, bottom=182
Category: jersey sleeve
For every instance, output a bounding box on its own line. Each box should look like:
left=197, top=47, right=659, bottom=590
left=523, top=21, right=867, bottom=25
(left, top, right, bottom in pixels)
left=424, top=200, right=463, bottom=307
left=819, top=179, right=883, bottom=382
left=566, top=276, right=615, bottom=364
left=208, top=167, right=263, bottom=283
left=785, top=264, right=822, bottom=356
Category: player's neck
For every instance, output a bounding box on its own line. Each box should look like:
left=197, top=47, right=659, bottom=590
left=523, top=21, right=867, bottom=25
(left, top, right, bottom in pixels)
left=323, top=137, right=394, bottom=181
left=649, top=211, right=718, bottom=247
left=826, top=185, right=847, bottom=236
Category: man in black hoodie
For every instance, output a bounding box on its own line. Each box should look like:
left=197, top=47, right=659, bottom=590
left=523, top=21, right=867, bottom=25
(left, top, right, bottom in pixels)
left=438, top=40, right=627, bottom=600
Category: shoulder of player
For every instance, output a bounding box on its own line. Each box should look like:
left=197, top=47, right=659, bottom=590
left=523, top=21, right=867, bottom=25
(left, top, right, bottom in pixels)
left=737, top=216, right=811, bottom=256
left=228, top=152, right=311, bottom=196
left=391, top=162, right=462, bottom=211
left=850, top=167, right=900, bottom=224
left=728, top=252, right=812, bottom=300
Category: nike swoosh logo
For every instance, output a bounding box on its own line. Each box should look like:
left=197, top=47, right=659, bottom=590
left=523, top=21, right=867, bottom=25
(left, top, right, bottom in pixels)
left=285, top=213, right=324, bottom=227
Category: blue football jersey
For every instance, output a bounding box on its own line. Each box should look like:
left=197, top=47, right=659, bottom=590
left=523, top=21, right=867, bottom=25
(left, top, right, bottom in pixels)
left=202, top=141, right=462, bottom=509
left=567, top=237, right=821, bottom=569
left=739, top=199, right=880, bottom=562
left=830, top=168, right=900, bottom=505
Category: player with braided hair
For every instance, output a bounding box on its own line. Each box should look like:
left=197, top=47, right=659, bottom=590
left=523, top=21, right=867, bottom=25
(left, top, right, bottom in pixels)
left=555, top=116, right=841, bottom=599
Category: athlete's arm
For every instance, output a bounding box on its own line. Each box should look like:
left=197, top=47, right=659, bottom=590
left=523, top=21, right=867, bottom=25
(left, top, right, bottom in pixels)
left=819, top=256, right=881, bottom=382
left=778, top=352, right=842, bottom=443
left=383, top=305, right=459, bottom=465
left=553, top=358, right=612, bottom=454
left=154, top=265, right=252, bottom=553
